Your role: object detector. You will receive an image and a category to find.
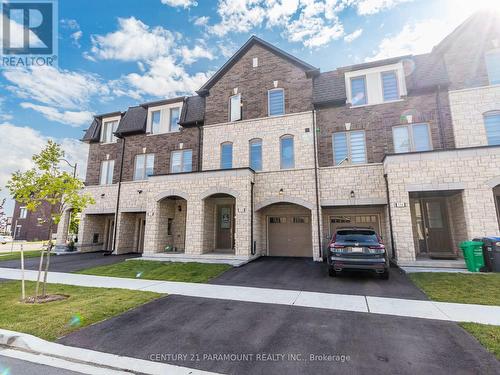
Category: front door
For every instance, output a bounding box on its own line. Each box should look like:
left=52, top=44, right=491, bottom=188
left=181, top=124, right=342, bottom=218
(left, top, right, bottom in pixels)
left=421, top=198, right=453, bottom=257
left=216, top=205, right=233, bottom=250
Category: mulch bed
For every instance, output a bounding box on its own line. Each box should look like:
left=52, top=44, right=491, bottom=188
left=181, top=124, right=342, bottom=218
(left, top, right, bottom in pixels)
left=22, top=294, right=69, bottom=304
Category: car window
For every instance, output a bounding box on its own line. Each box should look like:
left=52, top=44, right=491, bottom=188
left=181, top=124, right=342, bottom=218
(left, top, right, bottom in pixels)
left=335, top=230, right=378, bottom=243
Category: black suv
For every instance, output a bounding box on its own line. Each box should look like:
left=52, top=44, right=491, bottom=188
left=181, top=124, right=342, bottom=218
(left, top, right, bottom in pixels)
left=326, top=227, right=389, bottom=279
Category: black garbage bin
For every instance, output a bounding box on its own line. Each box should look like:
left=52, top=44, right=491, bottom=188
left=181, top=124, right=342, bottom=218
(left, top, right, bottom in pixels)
left=473, top=237, right=500, bottom=272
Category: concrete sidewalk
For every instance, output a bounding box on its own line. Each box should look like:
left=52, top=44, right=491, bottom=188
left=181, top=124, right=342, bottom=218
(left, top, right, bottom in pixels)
left=1, top=267, right=499, bottom=325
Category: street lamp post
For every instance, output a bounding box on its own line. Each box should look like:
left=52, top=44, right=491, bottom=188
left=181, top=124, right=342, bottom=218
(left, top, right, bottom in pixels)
left=59, top=159, right=77, bottom=178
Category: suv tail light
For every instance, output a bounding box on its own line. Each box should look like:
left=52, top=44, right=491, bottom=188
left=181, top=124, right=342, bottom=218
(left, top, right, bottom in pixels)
left=368, top=245, right=385, bottom=254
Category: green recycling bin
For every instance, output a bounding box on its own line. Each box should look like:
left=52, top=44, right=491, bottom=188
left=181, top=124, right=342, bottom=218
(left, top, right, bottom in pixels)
left=460, top=241, right=485, bottom=272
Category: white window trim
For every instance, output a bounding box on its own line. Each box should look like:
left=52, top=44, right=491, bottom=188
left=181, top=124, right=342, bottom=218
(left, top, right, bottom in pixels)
left=381, top=70, right=400, bottom=102
left=280, top=134, right=295, bottom=170
left=249, top=138, right=263, bottom=171
left=392, top=123, right=433, bottom=153
left=170, top=149, right=192, bottom=173
left=345, top=62, right=406, bottom=108
left=220, top=142, right=233, bottom=169
left=268, top=88, right=285, bottom=117
left=349, top=76, right=368, bottom=107
left=100, top=116, right=121, bottom=144
left=134, top=153, right=155, bottom=181
left=146, top=102, right=183, bottom=136
left=100, top=160, right=115, bottom=185
left=332, top=130, right=367, bottom=166
left=229, top=94, right=242, bottom=122
left=19, top=207, right=28, bottom=219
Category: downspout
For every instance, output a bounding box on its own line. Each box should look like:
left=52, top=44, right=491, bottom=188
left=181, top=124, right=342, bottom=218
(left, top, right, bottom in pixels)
left=250, top=181, right=255, bottom=255
left=383, top=173, right=396, bottom=261
left=197, top=123, right=203, bottom=171
left=312, top=109, right=322, bottom=260
left=435, top=85, right=446, bottom=149
left=112, top=137, right=126, bottom=254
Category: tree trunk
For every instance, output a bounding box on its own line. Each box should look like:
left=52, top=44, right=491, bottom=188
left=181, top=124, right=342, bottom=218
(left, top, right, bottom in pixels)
left=20, top=243, right=25, bottom=301
left=41, top=214, right=54, bottom=297
left=34, top=248, right=45, bottom=302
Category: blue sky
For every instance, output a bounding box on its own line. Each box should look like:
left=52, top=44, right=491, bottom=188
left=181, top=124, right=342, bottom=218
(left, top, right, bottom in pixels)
left=0, top=0, right=492, bottom=214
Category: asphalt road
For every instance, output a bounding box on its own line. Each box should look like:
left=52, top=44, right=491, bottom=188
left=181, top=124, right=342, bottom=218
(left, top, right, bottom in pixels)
left=0, top=355, right=81, bottom=375
left=0, top=251, right=139, bottom=273
left=211, top=256, right=427, bottom=300
left=58, top=294, right=500, bottom=375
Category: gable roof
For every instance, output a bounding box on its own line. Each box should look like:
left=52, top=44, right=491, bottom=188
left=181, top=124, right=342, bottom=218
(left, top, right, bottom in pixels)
left=197, top=35, right=319, bottom=95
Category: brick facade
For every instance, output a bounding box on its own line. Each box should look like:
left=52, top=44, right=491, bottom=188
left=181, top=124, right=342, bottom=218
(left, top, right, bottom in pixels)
left=204, top=44, right=313, bottom=126
left=316, top=90, right=454, bottom=166
left=12, top=200, right=58, bottom=241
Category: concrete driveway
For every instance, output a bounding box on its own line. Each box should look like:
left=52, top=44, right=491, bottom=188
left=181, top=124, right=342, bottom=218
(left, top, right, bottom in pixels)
left=0, top=252, right=139, bottom=273
left=211, top=257, right=427, bottom=300
left=58, top=294, right=499, bottom=375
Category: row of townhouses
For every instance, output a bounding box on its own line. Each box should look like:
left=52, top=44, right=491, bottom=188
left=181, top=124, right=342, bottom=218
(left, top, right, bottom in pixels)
left=56, top=12, right=500, bottom=266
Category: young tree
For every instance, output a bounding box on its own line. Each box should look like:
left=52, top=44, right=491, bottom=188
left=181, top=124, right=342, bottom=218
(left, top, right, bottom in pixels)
left=6, top=140, right=94, bottom=301
left=0, top=197, right=6, bottom=234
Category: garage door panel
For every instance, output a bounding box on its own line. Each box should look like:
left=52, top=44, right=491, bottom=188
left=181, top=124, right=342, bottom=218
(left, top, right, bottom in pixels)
left=268, top=215, right=312, bottom=257
left=329, top=215, right=381, bottom=237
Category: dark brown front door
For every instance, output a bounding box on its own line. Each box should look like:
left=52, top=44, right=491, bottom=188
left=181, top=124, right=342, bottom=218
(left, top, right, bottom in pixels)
left=422, top=198, right=453, bottom=257
left=216, top=205, right=233, bottom=249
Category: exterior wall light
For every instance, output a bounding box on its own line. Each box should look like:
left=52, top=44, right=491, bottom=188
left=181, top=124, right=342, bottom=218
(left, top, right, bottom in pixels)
left=350, top=190, right=355, bottom=199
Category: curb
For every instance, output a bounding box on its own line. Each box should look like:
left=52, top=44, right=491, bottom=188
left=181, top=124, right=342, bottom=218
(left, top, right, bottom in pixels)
left=0, top=329, right=219, bottom=375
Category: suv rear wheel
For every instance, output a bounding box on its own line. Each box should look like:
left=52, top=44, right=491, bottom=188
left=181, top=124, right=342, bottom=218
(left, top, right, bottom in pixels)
left=378, top=270, right=389, bottom=280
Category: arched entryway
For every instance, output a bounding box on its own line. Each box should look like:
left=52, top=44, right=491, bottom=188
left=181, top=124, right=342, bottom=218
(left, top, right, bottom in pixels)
left=257, top=201, right=313, bottom=257
left=156, top=195, right=187, bottom=253
left=202, top=193, right=236, bottom=254
left=494, top=184, right=500, bottom=230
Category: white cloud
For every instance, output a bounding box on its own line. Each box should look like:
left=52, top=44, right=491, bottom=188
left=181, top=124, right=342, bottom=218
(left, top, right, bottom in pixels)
left=3, top=66, right=109, bottom=110
left=0, top=123, right=88, bottom=215
left=344, top=28, right=363, bottom=43
left=209, top=0, right=266, bottom=36
left=355, top=0, right=413, bottom=15
left=20, top=103, right=93, bottom=127
left=181, top=45, right=214, bottom=64
left=366, top=19, right=455, bottom=61
left=125, top=56, right=211, bottom=97
left=161, top=0, right=198, bottom=8
left=193, top=16, right=210, bottom=27
left=71, top=30, right=83, bottom=47
left=89, top=17, right=176, bottom=61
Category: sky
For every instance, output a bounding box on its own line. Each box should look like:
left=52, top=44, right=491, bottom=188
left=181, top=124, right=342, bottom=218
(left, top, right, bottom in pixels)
left=0, top=0, right=496, bottom=215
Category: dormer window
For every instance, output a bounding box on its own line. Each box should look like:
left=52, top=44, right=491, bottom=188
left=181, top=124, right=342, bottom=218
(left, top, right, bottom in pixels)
left=350, top=76, right=367, bottom=106
left=147, top=103, right=182, bottom=135
left=229, top=94, right=242, bottom=122
left=382, top=71, right=399, bottom=102
left=100, top=120, right=118, bottom=143
left=268, top=88, right=285, bottom=116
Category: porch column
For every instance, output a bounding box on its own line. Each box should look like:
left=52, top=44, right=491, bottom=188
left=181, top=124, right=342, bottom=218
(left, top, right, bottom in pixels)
left=143, top=203, right=160, bottom=255
left=55, top=209, right=71, bottom=248
left=186, top=198, right=203, bottom=255
left=463, top=188, right=500, bottom=238
left=311, top=205, right=322, bottom=261
left=235, top=190, right=251, bottom=256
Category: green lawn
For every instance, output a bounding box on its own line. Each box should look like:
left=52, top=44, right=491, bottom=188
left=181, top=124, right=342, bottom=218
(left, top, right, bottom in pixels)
left=77, top=260, right=232, bottom=283
left=0, top=281, right=160, bottom=341
left=409, top=272, right=500, bottom=306
left=460, top=323, right=500, bottom=359
left=0, top=250, right=43, bottom=262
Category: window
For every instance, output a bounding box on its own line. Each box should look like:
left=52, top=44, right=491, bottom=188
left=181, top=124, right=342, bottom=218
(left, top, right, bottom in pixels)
left=220, top=142, right=233, bottom=169
left=485, top=50, right=500, bottom=85
left=268, top=88, right=285, bottom=116
left=101, top=120, right=118, bottom=143
left=382, top=71, right=399, bottom=101
left=249, top=139, right=262, bottom=171
left=134, top=153, right=155, bottom=180
left=99, top=160, right=115, bottom=185
left=169, top=107, right=180, bottom=132
left=280, top=135, right=294, bottom=169
left=332, top=131, right=367, bottom=165
left=150, top=110, right=161, bottom=134
left=350, top=76, right=367, bottom=106
left=19, top=207, right=27, bottom=219
left=170, top=150, right=192, bottom=173
left=484, top=112, right=500, bottom=145
left=229, top=94, right=242, bottom=122
left=392, top=123, right=432, bottom=153
left=167, top=218, right=173, bottom=235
